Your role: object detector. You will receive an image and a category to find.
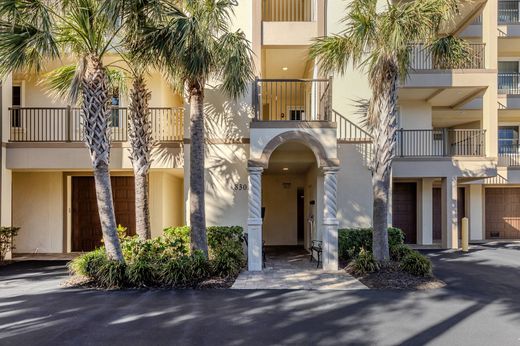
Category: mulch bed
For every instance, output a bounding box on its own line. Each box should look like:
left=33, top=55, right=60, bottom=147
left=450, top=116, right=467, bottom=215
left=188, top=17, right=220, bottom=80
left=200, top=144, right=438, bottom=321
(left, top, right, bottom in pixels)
left=62, top=274, right=238, bottom=290
left=344, top=261, right=446, bottom=290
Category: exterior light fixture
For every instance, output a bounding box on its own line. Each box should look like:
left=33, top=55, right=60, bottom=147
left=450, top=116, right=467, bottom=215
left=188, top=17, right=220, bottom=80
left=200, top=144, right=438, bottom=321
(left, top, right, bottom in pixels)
left=283, top=167, right=289, bottom=171
left=282, top=67, right=288, bottom=71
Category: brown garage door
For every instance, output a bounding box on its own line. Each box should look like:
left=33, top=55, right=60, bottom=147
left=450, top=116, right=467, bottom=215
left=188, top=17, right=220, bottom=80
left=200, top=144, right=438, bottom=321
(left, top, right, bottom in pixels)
left=432, top=187, right=466, bottom=241
left=72, top=176, right=136, bottom=252
left=392, top=183, right=417, bottom=244
left=485, top=188, right=520, bottom=239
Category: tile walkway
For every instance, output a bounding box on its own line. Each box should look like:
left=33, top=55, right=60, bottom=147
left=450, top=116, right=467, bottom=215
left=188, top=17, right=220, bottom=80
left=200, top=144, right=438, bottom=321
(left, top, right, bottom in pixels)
left=232, top=246, right=366, bottom=290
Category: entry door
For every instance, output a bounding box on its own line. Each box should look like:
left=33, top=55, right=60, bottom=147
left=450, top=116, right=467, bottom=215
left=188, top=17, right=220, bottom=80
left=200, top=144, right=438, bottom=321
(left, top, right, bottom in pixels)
left=72, top=176, right=136, bottom=252
left=392, top=183, right=417, bottom=244
left=433, top=187, right=465, bottom=241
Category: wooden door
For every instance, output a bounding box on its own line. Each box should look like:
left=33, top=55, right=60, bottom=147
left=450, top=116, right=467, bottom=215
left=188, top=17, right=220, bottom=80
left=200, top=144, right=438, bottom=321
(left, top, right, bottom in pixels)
left=485, top=188, right=520, bottom=239
left=392, top=183, right=417, bottom=244
left=72, top=176, right=136, bottom=252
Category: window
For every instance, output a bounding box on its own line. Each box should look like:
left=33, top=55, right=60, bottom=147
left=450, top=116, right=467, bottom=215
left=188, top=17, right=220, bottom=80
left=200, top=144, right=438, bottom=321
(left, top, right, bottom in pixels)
left=499, top=1, right=520, bottom=23
left=11, top=86, right=21, bottom=128
left=110, top=90, right=120, bottom=127
left=498, top=126, right=519, bottom=153
left=498, top=61, right=520, bottom=94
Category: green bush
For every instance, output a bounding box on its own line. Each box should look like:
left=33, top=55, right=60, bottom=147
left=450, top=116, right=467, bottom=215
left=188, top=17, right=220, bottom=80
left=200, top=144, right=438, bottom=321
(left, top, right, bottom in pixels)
left=163, top=226, right=191, bottom=256
left=0, top=226, right=20, bottom=262
left=160, top=251, right=211, bottom=287
left=347, top=248, right=380, bottom=276
left=390, top=243, right=414, bottom=262
left=400, top=251, right=432, bottom=277
left=338, top=227, right=405, bottom=260
left=69, top=225, right=245, bottom=289
left=207, top=226, right=245, bottom=277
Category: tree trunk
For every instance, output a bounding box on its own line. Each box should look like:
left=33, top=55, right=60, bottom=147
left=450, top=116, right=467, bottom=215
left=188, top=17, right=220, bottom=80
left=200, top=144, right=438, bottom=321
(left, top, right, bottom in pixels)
left=129, top=73, right=153, bottom=240
left=369, top=58, right=399, bottom=262
left=82, top=55, right=123, bottom=261
left=189, top=81, right=208, bottom=257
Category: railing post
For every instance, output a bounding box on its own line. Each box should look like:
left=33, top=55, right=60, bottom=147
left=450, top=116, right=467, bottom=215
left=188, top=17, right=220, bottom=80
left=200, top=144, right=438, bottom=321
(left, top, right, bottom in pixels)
left=252, top=78, right=259, bottom=121
left=66, top=105, right=71, bottom=142
left=399, top=129, right=404, bottom=157
left=443, top=128, right=449, bottom=156
left=327, top=76, right=333, bottom=121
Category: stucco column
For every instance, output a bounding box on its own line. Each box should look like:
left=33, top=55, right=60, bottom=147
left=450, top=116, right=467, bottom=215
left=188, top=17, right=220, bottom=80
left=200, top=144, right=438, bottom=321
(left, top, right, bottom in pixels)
left=441, top=176, right=458, bottom=249
left=1, top=75, right=13, bottom=260
left=469, top=184, right=484, bottom=241
left=247, top=166, right=263, bottom=271
left=322, top=166, right=339, bottom=271
left=419, top=178, right=434, bottom=245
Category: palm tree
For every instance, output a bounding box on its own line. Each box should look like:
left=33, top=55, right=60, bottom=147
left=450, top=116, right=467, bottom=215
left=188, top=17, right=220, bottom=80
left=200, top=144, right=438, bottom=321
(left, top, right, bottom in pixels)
left=136, top=0, right=254, bottom=256
left=102, top=0, right=168, bottom=240
left=0, top=0, right=124, bottom=261
left=310, top=0, right=463, bottom=262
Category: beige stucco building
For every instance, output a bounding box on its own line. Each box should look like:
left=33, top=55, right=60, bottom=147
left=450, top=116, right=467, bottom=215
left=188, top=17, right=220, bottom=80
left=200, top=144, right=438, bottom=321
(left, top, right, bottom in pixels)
left=2, top=0, right=519, bottom=271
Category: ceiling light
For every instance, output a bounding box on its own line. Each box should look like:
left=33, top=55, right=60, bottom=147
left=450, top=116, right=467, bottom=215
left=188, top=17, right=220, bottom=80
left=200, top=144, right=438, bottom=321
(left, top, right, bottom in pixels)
left=282, top=167, right=289, bottom=171
left=282, top=67, right=288, bottom=71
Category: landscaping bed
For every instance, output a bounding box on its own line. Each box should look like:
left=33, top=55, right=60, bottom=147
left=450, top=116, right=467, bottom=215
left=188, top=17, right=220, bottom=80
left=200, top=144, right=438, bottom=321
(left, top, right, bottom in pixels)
left=67, top=226, right=245, bottom=290
left=339, top=228, right=445, bottom=290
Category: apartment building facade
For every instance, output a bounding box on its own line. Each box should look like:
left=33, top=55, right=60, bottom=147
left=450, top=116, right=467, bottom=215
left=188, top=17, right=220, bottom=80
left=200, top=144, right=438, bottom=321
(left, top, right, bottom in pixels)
left=1, top=0, right=516, bottom=271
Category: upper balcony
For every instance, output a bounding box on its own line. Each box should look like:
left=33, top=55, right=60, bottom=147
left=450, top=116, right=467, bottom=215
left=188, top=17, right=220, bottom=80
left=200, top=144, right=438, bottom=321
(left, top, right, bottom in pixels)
left=8, top=106, right=184, bottom=143
left=6, top=106, right=185, bottom=170
left=261, top=0, right=323, bottom=46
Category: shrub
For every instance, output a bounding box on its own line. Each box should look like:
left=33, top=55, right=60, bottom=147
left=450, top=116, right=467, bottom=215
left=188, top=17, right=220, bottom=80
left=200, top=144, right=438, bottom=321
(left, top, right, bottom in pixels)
left=347, top=248, right=380, bottom=276
left=0, top=227, right=20, bottom=262
left=207, top=226, right=245, bottom=277
left=338, top=227, right=405, bottom=260
left=163, top=226, right=191, bottom=255
left=95, top=260, right=127, bottom=289
left=160, top=251, right=211, bottom=287
left=400, top=251, right=432, bottom=277
left=390, top=243, right=414, bottom=262
left=69, top=248, right=107, bottom=277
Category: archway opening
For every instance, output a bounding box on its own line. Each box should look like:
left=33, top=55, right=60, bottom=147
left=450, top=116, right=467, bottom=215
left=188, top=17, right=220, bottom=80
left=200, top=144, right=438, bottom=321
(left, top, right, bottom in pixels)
left=262, top=141, right=321, bottom=268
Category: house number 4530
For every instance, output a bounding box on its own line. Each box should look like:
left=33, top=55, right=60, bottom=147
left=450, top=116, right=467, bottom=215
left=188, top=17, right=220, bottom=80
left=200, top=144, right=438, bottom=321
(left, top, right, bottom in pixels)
left=232, top=184, right=248, bottom=191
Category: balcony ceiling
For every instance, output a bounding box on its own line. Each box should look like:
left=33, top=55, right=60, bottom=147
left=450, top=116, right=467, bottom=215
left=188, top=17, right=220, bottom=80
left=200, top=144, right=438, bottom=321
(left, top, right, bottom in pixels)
left=441, top=0, right=486, bottom=35
left=262, top=47, right=311, bottom=79
left=431, top=108, right=482, bottom=128
left=399, top=86, right=485, bottom=108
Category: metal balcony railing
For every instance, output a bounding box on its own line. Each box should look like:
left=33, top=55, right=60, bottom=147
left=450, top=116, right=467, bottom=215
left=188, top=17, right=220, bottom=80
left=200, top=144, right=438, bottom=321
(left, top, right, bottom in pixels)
left=396, top=129, right=486, bottom=157
left=409, top=43, right=486, bottom=70
left=252, top=78, right=332, bottom=121
left=9, top=106, right=184, bottom=142
left=498, top=73, right=520, bottom=94
left=262, top=0, right=316, bottom=22
left=499, top=1, right=520, bottom=23
left=498, top=144, right=520, bottom=166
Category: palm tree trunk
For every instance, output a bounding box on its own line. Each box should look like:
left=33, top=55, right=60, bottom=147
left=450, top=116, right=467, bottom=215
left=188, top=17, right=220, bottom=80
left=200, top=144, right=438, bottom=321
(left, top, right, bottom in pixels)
left=129, top=73, right=153, bottom=240
left=370, top=59, right=398, bottom=262
left=189, top=81, right=208, bottom=257
left=82, top=55, right=123, bottom=262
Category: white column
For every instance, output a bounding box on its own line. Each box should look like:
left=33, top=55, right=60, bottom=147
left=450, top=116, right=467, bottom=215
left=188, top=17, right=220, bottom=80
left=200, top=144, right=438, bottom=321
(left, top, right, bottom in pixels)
left=419, top=178, right=434, bottom=245
left=469, top=184, right=484, bottom=241
left=247, top=166, right=263, bottom=271
left=441, top=176, right=458, bottom=249
left=322, top=167, right=339, bottom=271
left=1, top=75, right=13, bottom=259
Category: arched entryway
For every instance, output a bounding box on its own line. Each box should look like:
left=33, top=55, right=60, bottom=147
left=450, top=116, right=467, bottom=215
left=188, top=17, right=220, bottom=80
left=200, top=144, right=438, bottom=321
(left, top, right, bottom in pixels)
left=247, top=131, right=339, bottom=271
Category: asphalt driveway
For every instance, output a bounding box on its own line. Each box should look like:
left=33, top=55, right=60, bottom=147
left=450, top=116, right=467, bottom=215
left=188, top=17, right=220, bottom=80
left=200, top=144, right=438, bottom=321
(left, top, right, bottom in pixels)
left=1, top=243, right=519, bottom=346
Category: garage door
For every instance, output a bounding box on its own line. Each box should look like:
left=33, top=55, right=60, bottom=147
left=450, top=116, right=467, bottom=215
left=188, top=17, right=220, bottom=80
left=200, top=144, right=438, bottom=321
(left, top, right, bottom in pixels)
left=485, top=188, right=520, bottom=239
left=392, top=183, right=417, bottom=244
left=72, top=176, right=136, bottom=252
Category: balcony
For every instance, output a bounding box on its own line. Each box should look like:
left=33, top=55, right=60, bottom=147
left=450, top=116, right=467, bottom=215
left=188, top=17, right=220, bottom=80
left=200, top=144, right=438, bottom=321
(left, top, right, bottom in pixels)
left=498, top=73, right=520, bottom=94
left=252, top=78, right=331, bottom=122
left=396, top=129, right=486, bottom=157
left=261, top=0, right=321, bottom=46
left=409, top=43, right=486, bottom=71
left=498, top=144, right=520, bottom=166
left=8, top=107, right=184, bottom=143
